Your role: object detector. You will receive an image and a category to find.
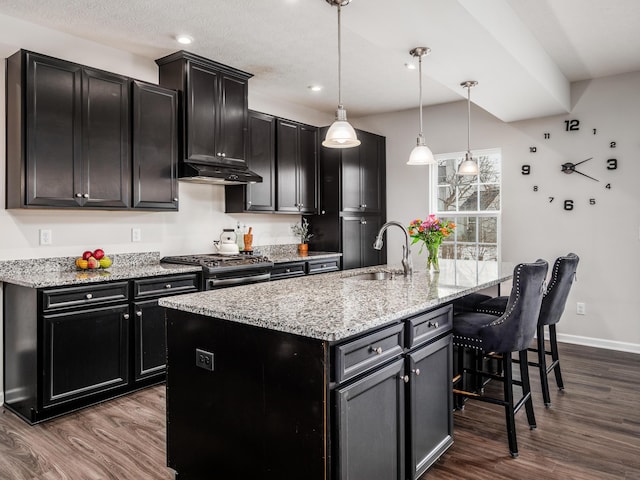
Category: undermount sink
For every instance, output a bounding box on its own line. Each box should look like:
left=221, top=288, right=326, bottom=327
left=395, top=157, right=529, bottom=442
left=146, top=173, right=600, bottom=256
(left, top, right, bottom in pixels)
left=347, top=271, right=396, bottom=281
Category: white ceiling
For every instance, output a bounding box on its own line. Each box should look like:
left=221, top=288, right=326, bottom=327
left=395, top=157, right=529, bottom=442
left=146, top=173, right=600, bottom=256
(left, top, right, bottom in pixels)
left=1, top=0, right=639, bottom=122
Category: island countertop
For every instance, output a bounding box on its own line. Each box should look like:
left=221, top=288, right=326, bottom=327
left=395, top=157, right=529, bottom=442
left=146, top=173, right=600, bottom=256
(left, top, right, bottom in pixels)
left=160, top=260, right=513, bottom=342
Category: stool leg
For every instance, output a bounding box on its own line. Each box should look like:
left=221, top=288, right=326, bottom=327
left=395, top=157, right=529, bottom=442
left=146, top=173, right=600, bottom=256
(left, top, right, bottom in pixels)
left=549, top=324, right=564, bottom=390
left=519, top=349, right=536, bottom=429
left=537, top=325, right=552, bottom=407
left=502, top=355, right=518, bottom=457
left=455, top=345, right=465, bottom=410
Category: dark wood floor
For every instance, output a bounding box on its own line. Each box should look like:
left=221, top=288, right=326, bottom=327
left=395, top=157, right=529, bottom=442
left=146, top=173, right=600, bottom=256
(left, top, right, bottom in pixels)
left=0, top=342, right=638, bottom=479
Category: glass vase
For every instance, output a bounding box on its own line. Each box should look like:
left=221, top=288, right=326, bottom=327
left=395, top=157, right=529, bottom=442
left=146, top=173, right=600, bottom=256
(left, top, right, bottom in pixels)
left=426, top=242, right=441, bottom=272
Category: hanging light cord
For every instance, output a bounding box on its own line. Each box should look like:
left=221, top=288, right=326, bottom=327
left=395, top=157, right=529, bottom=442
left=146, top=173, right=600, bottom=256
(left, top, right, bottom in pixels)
left=337, top=2, right=342, bottom=108
left=466, top=83, right=471, bottom=154
left=418, top=54, right=423, bottom=137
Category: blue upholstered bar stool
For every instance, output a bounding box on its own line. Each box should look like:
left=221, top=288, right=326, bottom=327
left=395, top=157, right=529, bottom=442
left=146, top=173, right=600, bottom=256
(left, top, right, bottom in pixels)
left=452, top=259, right=548, bottom=457
left=473, top=253, right=579, bottom=406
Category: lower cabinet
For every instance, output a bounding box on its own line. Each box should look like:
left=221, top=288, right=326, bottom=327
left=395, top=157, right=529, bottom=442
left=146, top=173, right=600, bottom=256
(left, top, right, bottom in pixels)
left=2, top=272, right=199, bottom=424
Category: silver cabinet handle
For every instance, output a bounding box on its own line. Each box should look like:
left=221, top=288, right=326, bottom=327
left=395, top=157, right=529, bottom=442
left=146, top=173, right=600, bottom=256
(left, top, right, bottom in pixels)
left=85, top=293, right=93, bottom=299
left=165, top=284, right=172, bottom=289
left=136, top=311, right=143, bottom=317
left=361, top=219, right=367, bottom=225
left=321, top=210, right=326, bottom=215
left=83, top=193, right=89, bottom=198
left=370, top=346, right=383, bottom=355
left=173, top=198, right=178, bottom=202
left=285, top=268, right=291, bottom=273
left=75, top=193, right=82, bottom=198
left=123, top=313, right=130, bottom=320
left=411, top=368, right=421, bottom=376
left=221, top=153, right=226, bottom=157
left=322, top=264, right=327, bottom=268
left=402, top=375, right=410, bottom=383
left=427, top=321, right=439, bottom=328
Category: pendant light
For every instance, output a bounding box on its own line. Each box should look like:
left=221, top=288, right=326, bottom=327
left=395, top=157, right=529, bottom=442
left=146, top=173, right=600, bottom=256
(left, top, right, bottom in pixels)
left=322, top=0, right=360, bottom=149
left=458, top=80, right=479, bottom=175
left=407, top=47, right=435, bottom=165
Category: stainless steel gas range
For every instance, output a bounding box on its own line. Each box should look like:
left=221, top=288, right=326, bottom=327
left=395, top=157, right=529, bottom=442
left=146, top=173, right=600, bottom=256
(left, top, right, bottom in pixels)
left=160, top=253, right=273, bottom=290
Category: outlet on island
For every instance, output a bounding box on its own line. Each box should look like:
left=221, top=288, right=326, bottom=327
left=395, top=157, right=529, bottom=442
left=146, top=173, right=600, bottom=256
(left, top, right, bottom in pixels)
left=196, top=348, right=214, bottom=371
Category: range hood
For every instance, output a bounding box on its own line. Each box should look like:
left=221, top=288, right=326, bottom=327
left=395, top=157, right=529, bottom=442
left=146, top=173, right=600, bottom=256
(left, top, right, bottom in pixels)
left=179, top=160, right=263, bottom=185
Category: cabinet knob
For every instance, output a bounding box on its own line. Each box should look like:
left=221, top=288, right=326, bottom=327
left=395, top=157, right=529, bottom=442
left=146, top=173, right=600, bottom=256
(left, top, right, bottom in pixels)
left=85, top=293, right=93, bottom=299
left=322, top=264, right=327, bottom=268
left=361, top=220, right=367, bottom=225
left=83, top=193, right=89, bottom=198
left=123, top=313, right=130, bottom=320
left=299, top=203, right=303, bottom=207
left=427, top=321, right=439, bottom=329
left=321, top=210, right=326, bottom=215
left=370, top=346, right=383, bottom=355
left=402, top=375, right=410, bottom=383
left=75, top=193, right=82, bottom=198
left=173, top=198, right=178, bottom=202
left=247, top=201, right=252, bottom=205
left=285, top=268, right=291, bottom=273
left=136, top=311, right=143, bottom=317
left=165, top=284, right=172, bottom=289
left=411, top=368, right=421, bottom=376
left=221, top=153, right=226, bottom=157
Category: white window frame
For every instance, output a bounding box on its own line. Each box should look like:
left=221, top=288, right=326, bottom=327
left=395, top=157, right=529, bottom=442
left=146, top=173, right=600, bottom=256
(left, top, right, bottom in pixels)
left=429, top=148, right=502, bottom=263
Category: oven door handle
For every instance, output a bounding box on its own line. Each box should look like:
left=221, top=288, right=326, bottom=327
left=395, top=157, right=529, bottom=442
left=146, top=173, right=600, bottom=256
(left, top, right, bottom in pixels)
left=207, top=272, right=271, bottom=289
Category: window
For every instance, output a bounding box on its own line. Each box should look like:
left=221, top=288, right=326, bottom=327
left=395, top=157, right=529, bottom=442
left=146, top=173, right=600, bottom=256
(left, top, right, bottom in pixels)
left=430, top=148, right=501, bottom=262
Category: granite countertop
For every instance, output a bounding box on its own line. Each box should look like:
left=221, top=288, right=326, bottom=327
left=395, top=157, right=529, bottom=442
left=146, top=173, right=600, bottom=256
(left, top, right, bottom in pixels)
left=0, top=252, right=201, bottom=288
left=160, top=259, right=513, bottom=342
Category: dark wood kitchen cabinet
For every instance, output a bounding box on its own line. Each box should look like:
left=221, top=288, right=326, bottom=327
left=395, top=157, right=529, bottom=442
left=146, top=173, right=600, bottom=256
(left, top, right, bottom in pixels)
left=132, top=81, right=179, bottom=210
left=6, top=50, right=131, bottom=209
left=309, top=129, right=386, bottom=269
left=156, top=50, right=252, bottom=166
left=276, top=119, right=318, bottom=214
left=225, top=110, right=277, bottom=212
left=2, top=272, right=200, bottom=424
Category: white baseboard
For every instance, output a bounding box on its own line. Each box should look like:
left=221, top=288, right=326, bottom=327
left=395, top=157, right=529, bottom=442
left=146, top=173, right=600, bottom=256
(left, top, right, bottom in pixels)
left=556, top=333, right=640, bottom=354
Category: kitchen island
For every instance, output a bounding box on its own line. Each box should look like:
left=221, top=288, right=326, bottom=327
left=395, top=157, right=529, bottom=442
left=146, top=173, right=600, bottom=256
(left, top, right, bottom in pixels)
left=160, top=260, right=512, bottom=480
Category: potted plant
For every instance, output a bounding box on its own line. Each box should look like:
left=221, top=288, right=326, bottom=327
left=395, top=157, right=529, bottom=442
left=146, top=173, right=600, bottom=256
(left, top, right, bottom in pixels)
left=291, top=218, right=313, bottom=255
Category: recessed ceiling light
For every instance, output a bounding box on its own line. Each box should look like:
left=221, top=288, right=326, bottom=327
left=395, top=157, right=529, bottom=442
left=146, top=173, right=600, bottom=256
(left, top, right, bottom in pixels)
left=176, top=35, right=194, bottom=45
left=308, top=85, right=323, bottom=92
left=405, top=62, right=416, bottom=70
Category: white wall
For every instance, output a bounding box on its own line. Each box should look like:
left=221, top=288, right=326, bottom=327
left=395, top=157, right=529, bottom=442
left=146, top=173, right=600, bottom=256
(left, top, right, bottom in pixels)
left=354, top=71, right=640, bottom=353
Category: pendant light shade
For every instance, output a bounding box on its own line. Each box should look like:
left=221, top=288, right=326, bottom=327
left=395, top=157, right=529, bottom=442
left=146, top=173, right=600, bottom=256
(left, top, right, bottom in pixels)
left=458, top=80, right=479, bottom=176
left=407, top=47, right=434, bottom=165
left=323, top=0, right=360, bottom=149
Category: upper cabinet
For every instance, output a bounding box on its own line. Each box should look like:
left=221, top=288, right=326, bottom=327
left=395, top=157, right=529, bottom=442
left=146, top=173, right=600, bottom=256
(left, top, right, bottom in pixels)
left=132, top=81, right=179, bottom=210
left=156, top=51, right=252, bottom=172
left=276, top=119, right=318, bottom=214
left=5, top=50, right=179, bottom=211
left=6, top=51, right=131, bottom=209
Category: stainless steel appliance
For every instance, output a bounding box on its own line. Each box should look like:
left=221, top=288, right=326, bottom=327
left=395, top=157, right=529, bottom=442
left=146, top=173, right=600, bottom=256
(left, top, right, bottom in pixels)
left=161, top=254, right=272, bottom=290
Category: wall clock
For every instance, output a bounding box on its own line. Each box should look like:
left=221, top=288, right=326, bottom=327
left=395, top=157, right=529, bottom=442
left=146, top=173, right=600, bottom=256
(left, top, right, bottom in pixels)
left=520, top=118, right=619, bottom=211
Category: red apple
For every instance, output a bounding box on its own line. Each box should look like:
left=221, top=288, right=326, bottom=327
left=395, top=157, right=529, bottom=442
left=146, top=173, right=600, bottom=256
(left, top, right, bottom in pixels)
left=93, top=249, right=105, bottom=260
left=82, top=250, right=93, bottom=260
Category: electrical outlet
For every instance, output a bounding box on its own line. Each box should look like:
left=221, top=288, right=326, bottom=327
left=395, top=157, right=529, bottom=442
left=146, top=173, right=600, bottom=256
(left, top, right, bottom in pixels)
left=131, top=228, right=142, bottom=242
left=195, top=348, right=214, bottom=371
left=576, top=302, right=586, bottom=315
left=39, top=229, right=52, bottom=245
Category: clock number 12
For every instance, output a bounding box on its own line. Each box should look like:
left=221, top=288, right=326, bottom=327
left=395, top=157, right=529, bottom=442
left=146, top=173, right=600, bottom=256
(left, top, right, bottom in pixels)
left=564, top=119, right=580, bottom=131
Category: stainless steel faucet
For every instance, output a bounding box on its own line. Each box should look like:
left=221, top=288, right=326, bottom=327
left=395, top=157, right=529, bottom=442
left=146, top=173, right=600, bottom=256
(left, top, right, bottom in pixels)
left=373, top=220, right=413, bottom=276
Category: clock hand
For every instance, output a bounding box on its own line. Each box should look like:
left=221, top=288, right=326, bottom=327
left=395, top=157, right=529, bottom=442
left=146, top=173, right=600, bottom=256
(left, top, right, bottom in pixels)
left=573, top=157, right=593, bottom=167
left=572, top=169, right=600, bottom=182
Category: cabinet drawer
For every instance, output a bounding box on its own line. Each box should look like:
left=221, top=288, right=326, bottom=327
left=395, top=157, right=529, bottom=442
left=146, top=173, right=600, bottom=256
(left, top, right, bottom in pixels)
left=271, top=262, right=306, bottom=280
left=334, top=323, right=404, bottom=384
left=133, top=274, right=199, bottom=299
left=42, top=282, right=129, bottom=311
left=307, top=257, right=340, bottom=275
left=406, top=305, right=452, bottom=349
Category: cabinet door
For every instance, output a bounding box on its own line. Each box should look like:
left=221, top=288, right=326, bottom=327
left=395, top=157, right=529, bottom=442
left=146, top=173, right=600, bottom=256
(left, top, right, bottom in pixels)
left=298, top=125, right=318, bottom=214
left=406, top=335, right=454, bottom=479
left=276, top=119, right=300, bottom=212
left=245, top=111, right=276, bottom=211
left=132, top=81, right=179, bottom=210
left=341, top=146, right=362, bottom=212
left=186, top=62, right=218, bottom=162
left=341, top=216, right=364, bottom=270
left=335, top=358, right=405, bottom=480
left=218, top=74, right=248, bottom=162
left=362, top=215, right=385, bottom=267
left=133, top=299, right=166, bottom=381
left=43, top=304, right=129, bottom=407
left=359, top=130, right=384, bottom=214
left=82, top=68, right=130, bottom=208
left=24, top=53, right=83, bottom=207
